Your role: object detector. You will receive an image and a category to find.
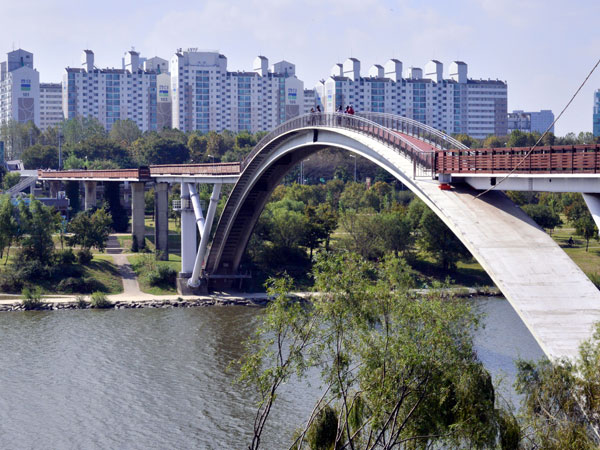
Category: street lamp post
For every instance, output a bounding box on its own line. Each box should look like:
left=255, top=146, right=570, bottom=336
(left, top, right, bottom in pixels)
left=349, top=154, right=357, bottom=182
left=58, top=130, right=63, bottom=170
left=300, top=158, right=310, bottom=185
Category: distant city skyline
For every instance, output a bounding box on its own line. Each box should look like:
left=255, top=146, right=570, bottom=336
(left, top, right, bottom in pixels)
left=2, top=0, right=598, bottom=136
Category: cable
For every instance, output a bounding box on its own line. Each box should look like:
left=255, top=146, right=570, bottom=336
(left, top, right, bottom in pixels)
left=474, top=56, right=600, bottom=199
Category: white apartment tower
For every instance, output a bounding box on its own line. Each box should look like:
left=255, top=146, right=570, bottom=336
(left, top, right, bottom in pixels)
left=0, top=49, right=40, bottom=127
left=39, top=83, right=63, bottom=130
left=171, top=49, right=304, bottom=133
left=316, top=58, right=508, bottom=138
left=63, top=50, right=158, bottom=132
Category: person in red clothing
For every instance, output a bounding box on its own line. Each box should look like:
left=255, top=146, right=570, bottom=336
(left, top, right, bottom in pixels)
left=348, top=105, right=355, bottom=115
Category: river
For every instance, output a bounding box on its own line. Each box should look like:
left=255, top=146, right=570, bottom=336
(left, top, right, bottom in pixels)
left=0, top=297, right=544, bottom=449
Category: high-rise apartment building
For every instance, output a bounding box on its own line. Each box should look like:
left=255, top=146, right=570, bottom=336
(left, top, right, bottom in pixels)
left=63, top=50, right=158, bottom=132
left=144, top=57, right=171, bottom=130
left=508, top=110, right=554, bottom=134
left=0, top=49, right=40, bottom=126
left=594, top=90, right=600, bottom=137
left=39, top=83, right=63, bottom=130
left=315, top=58, right=508, bottom=138
left=170, top=49, right=304, bottom=133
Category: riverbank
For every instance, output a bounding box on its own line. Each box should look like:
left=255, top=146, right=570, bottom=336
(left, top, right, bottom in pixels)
left=0, top=286, right=500, bottom=312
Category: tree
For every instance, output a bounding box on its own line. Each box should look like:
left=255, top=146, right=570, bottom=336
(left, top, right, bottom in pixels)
left=575, top=215, right=597, bottom=252
left=61, top=116, right=105, bottom=145
left=419, top=208, right=470, bottom=270
left=17, top=197, right=60, bottom=263
left=67, top=136, right=133, bottom=168
left=521, top=204, right=563, bottom=234
left=21, top=144, right=59, bottom=169
left=109, top=119, right=141, bottom=146
left=301, top=204, right=336, bottom=259
left=515, top=322, right=600, bottom=449
left=0, top=195, right=18, bottom=264
left=131, top=136, right=189, bottom=165
left=2, top=172, right=20, bottom=190
left=187, top=133, right=208, bottom=162
left=238, top=253, right=507, bottom=450
left=67, top=208, right=112, bottom=252
left=483, top=135, right=505, bottom=148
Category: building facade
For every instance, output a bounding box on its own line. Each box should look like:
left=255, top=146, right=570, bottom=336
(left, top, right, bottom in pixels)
left=508, top=109, right=554, bottom=134
left=39, top=83, right=63, bottom=130
left=170, top=49, right=304, bottom=133
left=594, top=90, right=600, bottom=137
left=315, top=58, right=508, bottom=139
left=63, top=50, right=158, bottom=132
left=0, top=49, right=40, bottom=127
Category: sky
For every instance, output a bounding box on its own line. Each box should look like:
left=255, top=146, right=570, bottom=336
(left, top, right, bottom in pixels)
left=2, top=0, right=599, bottom=136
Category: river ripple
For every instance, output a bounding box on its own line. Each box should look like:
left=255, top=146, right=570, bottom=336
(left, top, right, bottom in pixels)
left=0, top=297, right=544, bottom=449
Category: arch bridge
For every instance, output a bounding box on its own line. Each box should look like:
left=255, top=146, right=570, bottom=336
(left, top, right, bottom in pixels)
left=202, top=112, right=600, bottom=361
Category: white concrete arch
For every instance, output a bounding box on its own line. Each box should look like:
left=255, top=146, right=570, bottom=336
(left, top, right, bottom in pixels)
left=208, top=126, right=600, bottom=360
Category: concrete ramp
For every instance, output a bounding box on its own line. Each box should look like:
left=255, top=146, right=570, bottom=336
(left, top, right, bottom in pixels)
left=415, top=179, right=600, bottom=360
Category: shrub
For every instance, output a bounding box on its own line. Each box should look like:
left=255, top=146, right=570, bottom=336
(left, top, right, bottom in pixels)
left=77, top=248, right=93, bottom=264
left=90, top=291, right=113, bottom=309
left=147, top=265, right=177, bottom=287
left=0, top=271, right=23, bottom=293
left=21, top=287, right=44, bottom=310
left=75, top=295, right=88, bottom=308
left=55, top=248, right=76, bottom=266
left=57, top=276, right=104, bottom=294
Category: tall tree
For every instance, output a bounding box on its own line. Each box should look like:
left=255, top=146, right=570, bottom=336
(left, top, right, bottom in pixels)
left=21, top=144, right=59, bottom=169
left=0, top=195, right=18, bottom=264
left=419, top=208, right=470, bottom=270
left=67, top=208, right=112, bottom=252
left=109, top=119, right=142, bottom=147
left=17, top=197, right=59, bottom=263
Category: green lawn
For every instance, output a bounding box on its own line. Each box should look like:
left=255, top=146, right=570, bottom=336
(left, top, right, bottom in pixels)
left=82, top=255, right=123, bottom=294
left=128, top=253, right=180, bottom=295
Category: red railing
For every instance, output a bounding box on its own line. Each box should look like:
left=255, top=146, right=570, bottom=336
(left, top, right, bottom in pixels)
left=38, top=168, right=149, bottom=180
left=436, top=144, right=600, bottom=175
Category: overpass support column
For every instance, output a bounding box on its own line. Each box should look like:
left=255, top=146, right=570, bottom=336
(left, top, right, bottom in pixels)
left=154, top=182, right=169, bottom=261
left=49, top=181, right=60, bottom=198
left=131, top=182, right=146, bottom=249
left=180, top=182, right=197, bottom=276
left=583, top=193, right=600, bottom=230
left=83, top=181, right=97, bottom=210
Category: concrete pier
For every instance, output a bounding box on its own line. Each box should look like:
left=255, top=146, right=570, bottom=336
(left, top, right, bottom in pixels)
left=83, top=181, right=97, bottom=210
left=154, top=182, right=169, bottom=260
left=131, top=182, right=146, bottom=249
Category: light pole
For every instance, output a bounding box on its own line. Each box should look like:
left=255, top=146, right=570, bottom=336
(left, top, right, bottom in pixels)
left=349, top=154, right=357, bottom=182
left=208, top=154, right=215, bottom=166
left=58, top=129, right=63, bottom=170
left=300, top=158, right=309, bottom=185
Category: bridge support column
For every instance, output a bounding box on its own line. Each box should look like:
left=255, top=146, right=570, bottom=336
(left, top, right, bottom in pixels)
left=83, top=181, right=97, bottom=210
left=179, top=182, right=197, bottom=276
left=49, top=181, right=60, bottom=198
left=188, top=183, right=222, bottom=288
left=131, top=182, right=146, bottom=249
left=154, top=182, right=169, bottom=261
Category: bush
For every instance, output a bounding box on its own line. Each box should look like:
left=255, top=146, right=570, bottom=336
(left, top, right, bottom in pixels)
left=75, top=295, right=88, bottom=308
left=90, top=291, right=113, bottom=309
left=21, top=287, right=44, bottom=310
left=588, top=272, right=600, bottom=290
left=77, top=248, right=93, bottom=264
left=55, top=248, right=76, bottom=266
left=147, top=265, right=177, bottom=287
left=0, top=271, right=23, bottom=293
left=57, top=276, right=104, bottom=294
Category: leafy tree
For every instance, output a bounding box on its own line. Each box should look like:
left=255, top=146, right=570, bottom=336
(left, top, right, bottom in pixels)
left=516, top=322, right=600, bottom=449
left=61, top=116, right=105, bottom=145
left=21, top=144, right=58, bottom=169
left=575, top=215, right=598, bottom=252
left=453, top=133, right=479, bottom=148
left=17, top=197, right=60, bottom=263
left=205, top=131, right=226, bottom=157
left=0, top=195, right=18, bottom=263
left=67, top=136, right=133, bottom=168
left=187, top=133, right=208, bottom=162
left=339, top=182, right=365, bottom=210
left=109, top=119, right=141, bottom=146
left=67, top=208, right=112, bottom=252
left=238, top=253, right=507, bottom=450
left=301, top=204, right=336, bottom=259
left=131, top=136, right=189, bottom=165
left=2, top=172, right=21, bottom=190
left=483, top=135, right=505, bottom=148
left=564, top=193, right=589, bottom=224
left=419, top=208, right=470, bottom=270
left=577, top=131, right=595, bottom=145
left=507, top=129, right=537, bottom=147
left=521, top=204, right=563, bottom=234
